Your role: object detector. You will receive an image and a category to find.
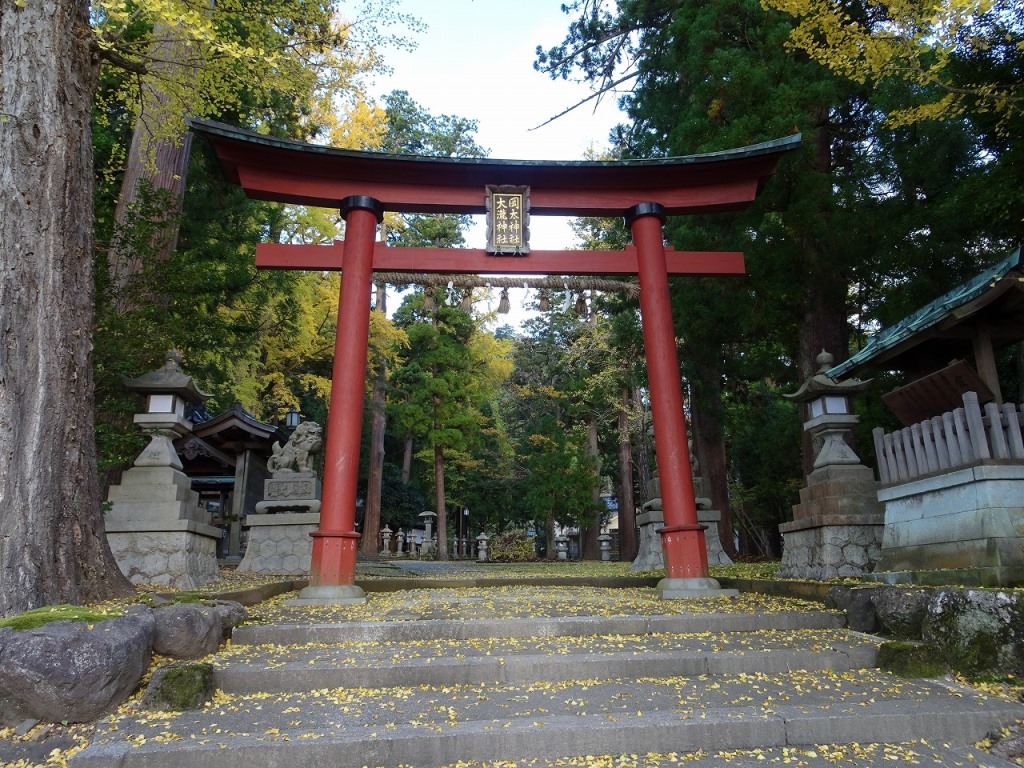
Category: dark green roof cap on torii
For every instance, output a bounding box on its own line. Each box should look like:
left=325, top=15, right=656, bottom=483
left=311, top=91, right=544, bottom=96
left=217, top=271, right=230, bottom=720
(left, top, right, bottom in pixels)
left=829, top=248, right=1024, bottom=380
left=188, top=118, right=801, bottom=217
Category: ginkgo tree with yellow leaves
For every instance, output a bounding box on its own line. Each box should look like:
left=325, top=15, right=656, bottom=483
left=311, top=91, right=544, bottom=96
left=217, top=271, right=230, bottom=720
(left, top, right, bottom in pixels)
left=761, top=0, right=1023, bottom=129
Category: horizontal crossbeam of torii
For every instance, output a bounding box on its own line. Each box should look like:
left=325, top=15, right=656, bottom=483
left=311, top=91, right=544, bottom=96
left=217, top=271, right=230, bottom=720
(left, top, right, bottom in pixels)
left=190, top=119, right=800, bottom=602
left=255, top=242, right=746, bottom=276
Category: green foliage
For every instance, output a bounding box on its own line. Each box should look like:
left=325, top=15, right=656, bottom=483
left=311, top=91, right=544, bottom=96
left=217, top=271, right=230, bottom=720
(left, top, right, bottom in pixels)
left=377, top=462, right=426, bottom=531
left=90, top=0, right=410, bottom=163
left=521, top=416, right=600, bottom=527
left=0, top=605, right=124, bottom=631
left=488, top=530, right=539, bottom=563
left=726, top=382, right=803, bottom=527
left=763, top=0, right=1023, bottom=132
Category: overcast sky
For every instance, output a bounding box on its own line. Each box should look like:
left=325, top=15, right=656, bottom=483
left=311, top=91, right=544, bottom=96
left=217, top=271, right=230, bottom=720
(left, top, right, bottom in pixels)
left=371, top=0, right=628, bottom=251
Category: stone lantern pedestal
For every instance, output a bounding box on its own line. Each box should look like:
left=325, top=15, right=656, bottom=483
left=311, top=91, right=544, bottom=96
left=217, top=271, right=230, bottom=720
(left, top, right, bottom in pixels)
left=105, top=352, right=220, bottom=589
left=778, top=351, right=883, bottom=579
left=631, top=469, right=733, bottom=572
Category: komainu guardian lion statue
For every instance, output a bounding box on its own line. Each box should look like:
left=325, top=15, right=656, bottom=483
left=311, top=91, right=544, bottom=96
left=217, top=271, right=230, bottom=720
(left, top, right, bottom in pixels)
left=267, top=421, right=323, bottom=474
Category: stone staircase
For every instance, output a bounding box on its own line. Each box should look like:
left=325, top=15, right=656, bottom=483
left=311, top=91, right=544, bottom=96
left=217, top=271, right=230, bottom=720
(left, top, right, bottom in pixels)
left=72, top=586, right=1024, bottom=767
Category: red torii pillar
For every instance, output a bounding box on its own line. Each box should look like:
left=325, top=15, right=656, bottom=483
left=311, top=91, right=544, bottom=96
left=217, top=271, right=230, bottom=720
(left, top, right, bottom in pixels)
left=629, top=204, right=735, bottom=597
left=291, top=196, right=382, bottom=604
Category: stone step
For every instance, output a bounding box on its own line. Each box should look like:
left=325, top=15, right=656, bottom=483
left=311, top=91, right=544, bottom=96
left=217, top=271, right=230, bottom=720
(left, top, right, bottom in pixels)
left=68, top=587, right=1024, bottom=768
left=71, top=670, right=1024, bottom=768
left=215, top=627, right=879, bottom=693
left=231, top=608, right=846, bottom=646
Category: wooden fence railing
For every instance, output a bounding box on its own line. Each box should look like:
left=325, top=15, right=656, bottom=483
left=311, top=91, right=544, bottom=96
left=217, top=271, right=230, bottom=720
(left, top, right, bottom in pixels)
left=872, top=391, right=1024, bottom=484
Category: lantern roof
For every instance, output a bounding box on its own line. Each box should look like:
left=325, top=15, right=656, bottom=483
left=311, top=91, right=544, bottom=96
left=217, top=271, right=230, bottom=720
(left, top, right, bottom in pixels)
left=785, top=350, right=872, bottom=403
left=121, top=350, right=212, bottom=404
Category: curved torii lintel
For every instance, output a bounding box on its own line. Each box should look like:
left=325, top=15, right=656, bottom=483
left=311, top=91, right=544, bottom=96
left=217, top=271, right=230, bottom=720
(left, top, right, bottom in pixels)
left=189, top=118, right=800, bottom=217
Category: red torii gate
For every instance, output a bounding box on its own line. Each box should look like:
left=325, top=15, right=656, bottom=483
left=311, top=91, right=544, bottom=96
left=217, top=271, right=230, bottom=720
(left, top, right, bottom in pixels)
left=191, top=119, right=799, bottom=601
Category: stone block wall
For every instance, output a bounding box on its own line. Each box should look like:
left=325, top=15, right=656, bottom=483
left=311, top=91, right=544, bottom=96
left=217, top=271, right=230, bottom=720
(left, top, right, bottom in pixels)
left=237, top=513, right=319, bottom=575
left=777, top=516, right=883, bottom=580
left=875, top=462, right=1024, bottom=586
left=107, top=526, right=219, bottom=589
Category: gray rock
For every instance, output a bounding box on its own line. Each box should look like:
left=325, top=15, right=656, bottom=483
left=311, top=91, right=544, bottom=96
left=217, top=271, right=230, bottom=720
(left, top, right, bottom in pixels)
left=826, top=585, right=879, bottom=632
left=152, top=603, right=222, bottom=659
left=207, top=600, right=247, bottom=640
left=991, top=728, right=1024, bottom=762
left=871, top=588, right=936, bottom=638
left=140, top=662, right=215, bottom=711
left=922, top=590, right=1024, bottom=676
left=0, top=607, right=154, bottom=725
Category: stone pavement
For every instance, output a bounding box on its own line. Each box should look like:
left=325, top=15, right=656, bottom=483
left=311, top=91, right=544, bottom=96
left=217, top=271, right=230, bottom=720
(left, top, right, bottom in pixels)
left=70, top=585, right=1024, bottom=768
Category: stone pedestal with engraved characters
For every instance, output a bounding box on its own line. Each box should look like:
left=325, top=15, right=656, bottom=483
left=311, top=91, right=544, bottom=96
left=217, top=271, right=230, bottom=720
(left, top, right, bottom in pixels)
left=238, top=421, right=323, bottom=575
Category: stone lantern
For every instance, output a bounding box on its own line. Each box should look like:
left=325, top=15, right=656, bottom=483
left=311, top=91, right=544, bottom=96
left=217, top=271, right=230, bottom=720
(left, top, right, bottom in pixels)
left=791, top=352, right=871, bottom=469
left=598, top=533, right=613, bottom=561
left=778, top=350, right=883, bottom=579
left=554, top=534, right=569, bottom=560
left=419, top=510, right=436, bottom=555
left=476, top=533, right=489, bottom=562
left=380, top=525, right=393, bottom=556
left=104, top=350, right=220, bottom=589
left=123, top=350, right=212, bottom=471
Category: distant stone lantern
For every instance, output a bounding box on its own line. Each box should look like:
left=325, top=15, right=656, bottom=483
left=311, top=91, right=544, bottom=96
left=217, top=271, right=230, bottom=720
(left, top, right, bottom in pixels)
left=476, top=533, right=489, bottom=562
left=554, top=534, right=569, bottom=560
left=419, top=510, right=437, bottom=554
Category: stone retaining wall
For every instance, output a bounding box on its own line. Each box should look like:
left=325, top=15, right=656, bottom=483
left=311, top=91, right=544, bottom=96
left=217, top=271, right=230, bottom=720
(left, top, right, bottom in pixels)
left=237, top=513, right=319, bottom=575
left=776, top=514, right=883, bottom=580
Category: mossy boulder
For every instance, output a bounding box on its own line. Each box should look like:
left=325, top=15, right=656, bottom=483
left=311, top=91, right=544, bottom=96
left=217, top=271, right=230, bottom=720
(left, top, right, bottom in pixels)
left=825, top=585, right=881, bottom=632
left=0, top=604, right=123, bottom=631
left=871, top=588, right=936, bottom=638
left=140, top=662, right=215, bottom=711
left=922, top=590, right=1024, bottom=677
left=0, top=606, right=154, bottom=725
left=876, top=640, right=947, bottom=678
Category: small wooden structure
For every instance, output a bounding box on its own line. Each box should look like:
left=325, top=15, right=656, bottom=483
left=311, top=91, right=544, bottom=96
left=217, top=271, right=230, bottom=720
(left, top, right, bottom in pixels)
left=831, top=249, right=1024, bottom=586
left=177, top=403, right=289, bottom=559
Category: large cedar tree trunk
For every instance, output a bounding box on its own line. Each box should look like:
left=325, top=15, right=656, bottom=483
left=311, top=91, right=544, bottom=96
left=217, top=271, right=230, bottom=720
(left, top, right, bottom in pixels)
left=434, top=445, right=448, bottom=560
left=107, top=24, right=193, bottom=309
left=690, top=357, right=738, bottom=559
left=0, top=0, right=135, bottom=616
left=616, top=389, right=638, bottom=561
left=361, top=285, right=387, bottom=554
left=797, top=122, right=849, bottom=474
